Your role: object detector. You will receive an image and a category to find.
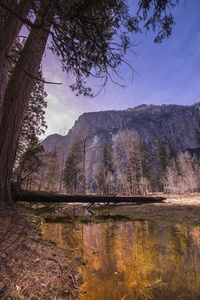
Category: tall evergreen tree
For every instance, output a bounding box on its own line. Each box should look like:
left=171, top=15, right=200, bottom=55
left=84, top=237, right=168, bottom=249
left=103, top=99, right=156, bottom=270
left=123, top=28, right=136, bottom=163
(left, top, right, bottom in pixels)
left=137, top=140, right=152, bottom=193
left=156, top=138, right=167, bottom=190
left=138, top=140, right=152, bottom=181
left=13, top=135, right=44, bottom=191
left=166, top=144, right=175, bottom=166
left=63, top=140, right=82, bottom=194
left=7, top=39, right=48, bottom=190
left=156, top=139, right=167, bottom=173
left=77, top=127, right=91, bottom=195
left=0, top=0, right=31, bottom=119
left=10, top=39, right=47, bottom=163
left=45, top=147, right=60, bottom=192
left=97, top=142, right=114, bottom=195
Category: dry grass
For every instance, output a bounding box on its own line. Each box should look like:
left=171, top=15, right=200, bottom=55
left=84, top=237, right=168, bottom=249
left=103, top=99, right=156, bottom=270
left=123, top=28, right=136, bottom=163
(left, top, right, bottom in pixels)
left=103, top=193, right=200, bottom=225
left=0, top=207, right=82, bottom=299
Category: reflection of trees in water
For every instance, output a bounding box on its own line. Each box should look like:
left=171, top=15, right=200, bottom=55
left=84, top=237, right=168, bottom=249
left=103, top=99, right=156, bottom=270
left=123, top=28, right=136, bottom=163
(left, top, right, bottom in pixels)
left=42, top=220, right=84, bottom=258
left=79, top=220, right=161, bottom=300
left=103, top=223, right=117, bottom=264
left=80, top=221, right=200, bottom=300
left=166, top=224, right=200, bottom=300
left=42, top=219, right=200, bottom=300
left=168, top=225, right=190, bottom=265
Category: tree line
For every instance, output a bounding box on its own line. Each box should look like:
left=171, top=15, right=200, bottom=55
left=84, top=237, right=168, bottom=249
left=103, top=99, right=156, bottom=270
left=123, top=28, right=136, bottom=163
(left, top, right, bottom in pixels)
left=14, top=128, right=200, bottom=196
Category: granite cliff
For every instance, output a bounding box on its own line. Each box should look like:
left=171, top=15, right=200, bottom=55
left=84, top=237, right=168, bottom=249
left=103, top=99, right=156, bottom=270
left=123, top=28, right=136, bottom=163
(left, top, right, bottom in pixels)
left=42, top=103, right=200, bottom=191
left=42, top=103, right=200, bottom=159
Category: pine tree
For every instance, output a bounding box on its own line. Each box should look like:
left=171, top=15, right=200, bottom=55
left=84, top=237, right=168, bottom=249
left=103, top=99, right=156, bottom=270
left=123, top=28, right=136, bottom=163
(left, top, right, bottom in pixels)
left=97, top=142, right=114, bottom=195
left=9, top=39, right=47, bottom=176
left=137, top=140, right=152, bottom=193
left=78, top=127, right=91, bottom=195
left=45, top=147, right=60, bottom=192
left=63, top=140, right=82, bottom=194
left=138, top=140, right=152, bottom=181
left=156, top=139, right=169, bottom=191
left=166, top=144, right=175, bottom=166
left=156, top=139, right=166, bottom=173
left=13, top=135, right=44, bottom=191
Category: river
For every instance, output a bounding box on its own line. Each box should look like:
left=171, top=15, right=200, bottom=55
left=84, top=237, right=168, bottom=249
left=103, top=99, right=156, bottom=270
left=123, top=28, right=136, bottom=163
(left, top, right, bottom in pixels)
left=41, top=206, right=200, bottom=300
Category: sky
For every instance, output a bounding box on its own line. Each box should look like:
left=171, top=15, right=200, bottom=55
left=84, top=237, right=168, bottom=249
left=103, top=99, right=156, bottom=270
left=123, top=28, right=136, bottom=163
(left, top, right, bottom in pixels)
left=41, top=0, right=200, bottom=138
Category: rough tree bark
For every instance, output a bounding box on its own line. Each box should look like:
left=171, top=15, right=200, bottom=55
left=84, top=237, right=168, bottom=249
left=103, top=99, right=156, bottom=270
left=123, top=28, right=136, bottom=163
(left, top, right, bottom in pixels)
left=0, top=12, right=51, bottom=207
left=0, top=0, right=31, bottom=121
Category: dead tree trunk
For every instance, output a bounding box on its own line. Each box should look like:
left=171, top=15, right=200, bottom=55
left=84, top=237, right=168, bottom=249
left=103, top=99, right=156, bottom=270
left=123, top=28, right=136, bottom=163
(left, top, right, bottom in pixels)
left=0, top=13, right=51, bottom=207
left=0, top=0, right=31, bottom=121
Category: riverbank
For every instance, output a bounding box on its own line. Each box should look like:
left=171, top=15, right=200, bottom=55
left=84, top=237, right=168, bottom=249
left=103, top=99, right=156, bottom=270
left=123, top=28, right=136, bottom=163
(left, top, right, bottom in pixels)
left=96, top=193, right=200, bottom=226
left=41, top=193, right=200, bottom=226
left=0, top=207, right=82, bottom=299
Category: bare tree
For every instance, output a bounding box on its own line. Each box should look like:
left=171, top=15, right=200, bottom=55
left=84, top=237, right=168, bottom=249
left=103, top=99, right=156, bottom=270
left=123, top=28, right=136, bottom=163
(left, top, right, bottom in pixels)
left=164, top=159, right=180, bottom=194
left=178, top=152, right=199, bottom=193
left=113, top=129, right=140, bottom=195
left=138, top=177, right=150, bottom=195
left=164, top=152, right=200, bottom=194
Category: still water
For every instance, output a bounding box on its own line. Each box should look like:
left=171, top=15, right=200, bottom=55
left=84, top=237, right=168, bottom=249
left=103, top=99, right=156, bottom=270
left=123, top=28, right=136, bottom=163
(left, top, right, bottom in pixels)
left=42, top=208, right=200, bottom=300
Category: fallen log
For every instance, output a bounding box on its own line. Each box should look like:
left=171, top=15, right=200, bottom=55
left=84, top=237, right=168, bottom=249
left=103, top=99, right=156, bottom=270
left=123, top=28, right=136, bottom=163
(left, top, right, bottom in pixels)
left=12, top=190, right=165, bottom=204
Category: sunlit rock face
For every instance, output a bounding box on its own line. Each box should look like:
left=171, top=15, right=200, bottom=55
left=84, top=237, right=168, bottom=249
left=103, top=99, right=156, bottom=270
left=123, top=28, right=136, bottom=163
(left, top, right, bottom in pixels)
left=42, top=103, right=200, bottom=191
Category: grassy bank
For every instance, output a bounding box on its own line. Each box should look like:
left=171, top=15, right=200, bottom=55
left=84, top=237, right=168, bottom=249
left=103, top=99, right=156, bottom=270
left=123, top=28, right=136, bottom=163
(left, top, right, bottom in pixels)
left=0, top=206, right=82, bottom=299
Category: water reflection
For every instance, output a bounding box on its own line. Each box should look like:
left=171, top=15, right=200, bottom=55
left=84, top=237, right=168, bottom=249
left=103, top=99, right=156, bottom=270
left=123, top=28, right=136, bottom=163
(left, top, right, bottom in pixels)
left=42, top=210, right=200, bottom=300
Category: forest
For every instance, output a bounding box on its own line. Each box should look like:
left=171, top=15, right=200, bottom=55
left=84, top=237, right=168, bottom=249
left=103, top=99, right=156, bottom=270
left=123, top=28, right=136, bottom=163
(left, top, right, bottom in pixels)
left=15, top=128, right=200, bottom=196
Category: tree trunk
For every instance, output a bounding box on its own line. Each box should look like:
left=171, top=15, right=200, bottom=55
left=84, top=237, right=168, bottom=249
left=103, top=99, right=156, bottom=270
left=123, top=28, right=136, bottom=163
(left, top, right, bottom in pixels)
left=130, top=140, right=137, bottom=195
left=59, top=148, right=65, bottom=193
left=0, top=13, right=51, bottom=207
left=0, top=0, right=31, bottom=121
left=12, top=190, right=165, bottom=204
left=82, top=140, right=86, bottom=195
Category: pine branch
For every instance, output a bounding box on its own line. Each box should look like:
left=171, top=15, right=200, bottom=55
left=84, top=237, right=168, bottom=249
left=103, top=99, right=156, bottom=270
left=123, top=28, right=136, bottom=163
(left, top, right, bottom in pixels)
left=6, top=55, right=62, bottom=85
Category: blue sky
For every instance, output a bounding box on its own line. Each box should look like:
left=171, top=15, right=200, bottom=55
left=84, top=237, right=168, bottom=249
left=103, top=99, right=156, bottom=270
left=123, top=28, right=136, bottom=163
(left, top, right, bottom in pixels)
left=42, top=0, right=200, bottom=137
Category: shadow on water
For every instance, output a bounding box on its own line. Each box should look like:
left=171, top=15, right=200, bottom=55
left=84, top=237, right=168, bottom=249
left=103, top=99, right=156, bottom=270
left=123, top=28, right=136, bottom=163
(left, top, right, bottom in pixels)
left=40, top=205, right=200, bottom=300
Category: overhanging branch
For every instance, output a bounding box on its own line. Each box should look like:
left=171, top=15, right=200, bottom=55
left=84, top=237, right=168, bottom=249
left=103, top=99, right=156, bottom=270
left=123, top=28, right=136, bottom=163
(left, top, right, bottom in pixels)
left=0, top=1, right=52, bottom=30
left=6, top=55, right=62, bottom=85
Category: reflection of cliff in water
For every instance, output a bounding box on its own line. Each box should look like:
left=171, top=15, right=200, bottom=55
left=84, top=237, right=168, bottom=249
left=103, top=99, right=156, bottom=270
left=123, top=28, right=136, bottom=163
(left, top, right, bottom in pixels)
left=42, top=214, right=200, bottom=300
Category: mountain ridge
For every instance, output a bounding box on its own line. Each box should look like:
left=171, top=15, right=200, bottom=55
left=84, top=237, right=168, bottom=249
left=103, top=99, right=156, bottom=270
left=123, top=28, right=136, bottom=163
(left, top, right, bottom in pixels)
left=42, top=102, right=200, bottom=157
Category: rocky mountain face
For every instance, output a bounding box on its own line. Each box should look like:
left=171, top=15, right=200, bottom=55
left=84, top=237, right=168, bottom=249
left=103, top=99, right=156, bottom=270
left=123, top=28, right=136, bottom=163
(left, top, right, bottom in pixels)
left=42, top=103, right=200, bottom=191
left=43, top=103, right=200, bottom=155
